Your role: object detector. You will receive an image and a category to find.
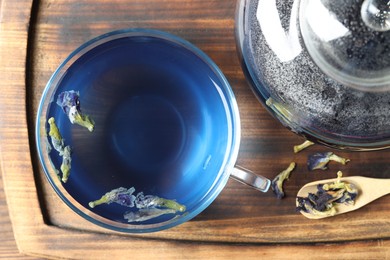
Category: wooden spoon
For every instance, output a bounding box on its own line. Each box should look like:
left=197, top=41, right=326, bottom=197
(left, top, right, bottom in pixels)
left=296, top=176, right=390, bottom=219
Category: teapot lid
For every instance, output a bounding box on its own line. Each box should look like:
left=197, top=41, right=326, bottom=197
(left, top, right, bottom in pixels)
left=300, top=0, right=390, bottom=91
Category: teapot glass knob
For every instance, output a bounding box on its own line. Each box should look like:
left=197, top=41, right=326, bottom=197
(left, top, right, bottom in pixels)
left=361, top=0, right=390, bottom=32
left=300, top=0, right=390, bottom=91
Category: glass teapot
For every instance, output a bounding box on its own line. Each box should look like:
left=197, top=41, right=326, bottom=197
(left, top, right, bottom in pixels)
left=236, top=0, right=390, bottom=150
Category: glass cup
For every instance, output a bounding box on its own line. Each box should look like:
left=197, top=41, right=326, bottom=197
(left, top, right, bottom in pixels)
left=36, top=29, right=270, bottom=233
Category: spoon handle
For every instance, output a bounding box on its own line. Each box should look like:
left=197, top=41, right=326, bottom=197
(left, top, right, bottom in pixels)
left=344, top=177, right=390, bottom=210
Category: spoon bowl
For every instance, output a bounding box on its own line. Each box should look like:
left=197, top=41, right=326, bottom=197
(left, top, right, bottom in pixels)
left=297, top=176, right=390, bottom=219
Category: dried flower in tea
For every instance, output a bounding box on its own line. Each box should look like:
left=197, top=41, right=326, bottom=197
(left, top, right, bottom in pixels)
left=88, top=187, right=136, bottom=208
left=124, top=208, right=176, bottom=223
left=48, top=117, right=72, bottom=183
left=296, top=171, right=358, bottom=217
left=271, top=162, right=296, bottom=199
left=89, top=187, right=186, bottom=222
left=307, top=152, right=350, bottom=171
left=57, top=90, right=95, bottom=132
left=48, top=117, right=65, bottom=155
left=60, top=146, right=72, bottom=183
left=135, top=192, right=186, bottom=212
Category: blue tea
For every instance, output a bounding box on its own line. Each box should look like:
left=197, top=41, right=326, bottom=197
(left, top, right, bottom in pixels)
left=44, top=31, right=238, bottom=226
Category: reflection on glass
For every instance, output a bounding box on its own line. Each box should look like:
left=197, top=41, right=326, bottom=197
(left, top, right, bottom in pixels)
left=305, top=0, right=350, bottom=42
left=257, top=0, right=301, bottom=62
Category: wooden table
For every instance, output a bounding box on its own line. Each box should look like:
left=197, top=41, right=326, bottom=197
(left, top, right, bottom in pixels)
left=1, top=0, right=390, bottom=258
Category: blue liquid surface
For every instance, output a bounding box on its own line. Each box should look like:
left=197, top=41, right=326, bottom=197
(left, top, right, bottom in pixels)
left=46, top=35, right=232, bottom=224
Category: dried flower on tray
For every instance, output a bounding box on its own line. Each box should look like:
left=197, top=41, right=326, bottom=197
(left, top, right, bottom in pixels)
left=271, top=162, right=296, bottom=199
left=296, top=171, right=358, bottom=217
left=307, top=152, right=350, bottom=171
left=293, top=140, right=314, bottom=153
left=57, top=90, right=95, bottom=132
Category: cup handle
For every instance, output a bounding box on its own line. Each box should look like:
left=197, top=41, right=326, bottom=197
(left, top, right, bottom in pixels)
left=230, top=166, right=271, bottom=193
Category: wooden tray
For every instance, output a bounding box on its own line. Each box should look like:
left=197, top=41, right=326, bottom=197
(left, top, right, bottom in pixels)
left=1, top=0, right=390, bottom=258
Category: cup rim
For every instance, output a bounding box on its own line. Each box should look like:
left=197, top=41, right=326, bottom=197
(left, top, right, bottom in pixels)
left=35, top=28, right=241, bottom=233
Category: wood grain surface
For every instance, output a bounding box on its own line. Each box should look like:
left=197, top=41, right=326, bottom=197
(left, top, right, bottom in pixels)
left=1, top=0, right=390, bottom=258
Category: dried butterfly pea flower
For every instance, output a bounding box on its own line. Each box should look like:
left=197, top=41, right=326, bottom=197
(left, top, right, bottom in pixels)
left=334, top=190, right=358, bottom=205
left=57, top=90, right=80, bottom=115
left=307, top=152, right=350, bottom=171
left=60, top=146, right=72, bottom=183
left=296, top=171, right=358, bottom=217
left=89, top=187, right=186, bottom=222
left=306, top=189, right=334, bottom=212
left=88, top=187, right=136, bottom=208
left=48, top=117, right=65, bottom=155
left=266, top=97, right=293, bottom=122
left=293, top=140, right=314, bottom=153
left=271, top=162, right=296, bottom=199
left=322, top=171, right=358, bottom=205
left=135, top=192, right=186, bottom=212
left=48, top=117, right=72, bottom=183
left=57, top=90, right=95, bottom=132
left=296, top=196, right=337, bottom=217
left=45, top=137, right=52, bottom=153
left=124, top=208, right=176, bottom=223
